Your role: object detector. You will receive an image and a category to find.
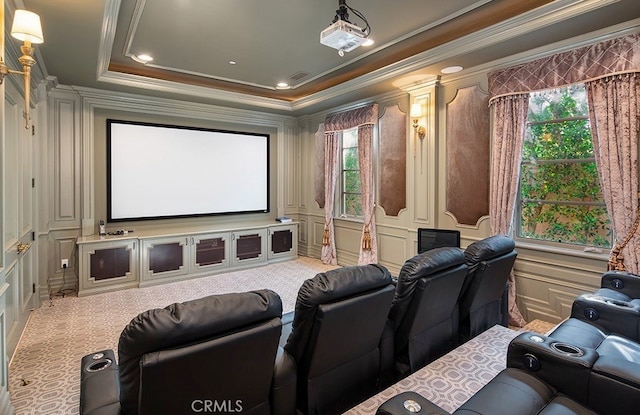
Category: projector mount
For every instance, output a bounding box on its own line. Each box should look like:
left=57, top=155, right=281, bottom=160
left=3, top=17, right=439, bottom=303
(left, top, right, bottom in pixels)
left=320, top=0, right=371, bottom=56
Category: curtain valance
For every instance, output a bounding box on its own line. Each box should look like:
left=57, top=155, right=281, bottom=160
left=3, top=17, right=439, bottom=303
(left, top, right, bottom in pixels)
left=489, top=32, right=640, bottom=100
left=324, top=103, right=378, bottom=132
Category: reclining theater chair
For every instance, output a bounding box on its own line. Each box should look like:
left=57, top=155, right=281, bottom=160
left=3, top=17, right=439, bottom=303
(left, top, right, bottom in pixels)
left=458, top=235, right=517, bottom=342
left=283, top=264, right=395, bottom=415
left=388, top=247, right=468, bottom=378
left=79, top=290, right=288, bottom=415
left=570, top=270, right=640, bottom=341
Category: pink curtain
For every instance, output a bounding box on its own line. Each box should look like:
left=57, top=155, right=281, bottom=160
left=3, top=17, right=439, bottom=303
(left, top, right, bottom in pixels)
left=321, top=131, right=340, bottom=265
left=358, top=123, right=377, bottom=264
left=486, top=32, right=640, bottom=325
left=489, top=94, right=529, bottom=327
left=322, top=104, right=378, bottom=265
left=586, top=73, right=640, bottom=273
left=489, top=33, right=640, bottom=97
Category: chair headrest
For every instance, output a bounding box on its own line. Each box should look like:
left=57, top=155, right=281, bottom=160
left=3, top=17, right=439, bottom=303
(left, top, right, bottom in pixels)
left=117, top=289, right=282, bottom=415
left=295, top=264, right=392, bottom=308
left=119, top=289, right=282, bottom=356
left=284, top=264, right=392, bottom=361
left=398, top=246, right=465, bottom=282
left=464, top=235, right=515, bottom=264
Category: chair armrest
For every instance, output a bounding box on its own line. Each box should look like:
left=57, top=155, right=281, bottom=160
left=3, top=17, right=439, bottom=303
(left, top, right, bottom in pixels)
left=379, top=319, right=395, bottom=388
left=279, top=311, right=294, bottom=348
left=376, top=391, right=450, bottom=415
left=571, top=294, right=640, bottom=341
left=507, top=332, right=598, bottom=404
left=270, top=347, right=297, bottom=415
left=79, top=350, right=120, bottom=415
left=593, top=354, right=640, bottom=389
left=588, top=353, right=640, bottom=415
left=601, top=271, right=640, bottom=298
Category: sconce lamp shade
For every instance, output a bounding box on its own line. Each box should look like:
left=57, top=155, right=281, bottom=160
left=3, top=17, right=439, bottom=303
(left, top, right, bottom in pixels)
left=410, top=103, right=422, bottom=118
left=11, top=10, right=44, bottom=44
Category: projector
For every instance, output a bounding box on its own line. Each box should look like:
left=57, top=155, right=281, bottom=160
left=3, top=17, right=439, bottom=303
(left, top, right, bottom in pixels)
left=320, top=19, right=367, bottom=52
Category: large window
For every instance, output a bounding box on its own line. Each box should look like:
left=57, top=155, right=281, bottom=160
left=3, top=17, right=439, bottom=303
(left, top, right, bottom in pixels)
left=517, top=85, right=611, bottom=248
left=340, top=128, right=363, bottom=217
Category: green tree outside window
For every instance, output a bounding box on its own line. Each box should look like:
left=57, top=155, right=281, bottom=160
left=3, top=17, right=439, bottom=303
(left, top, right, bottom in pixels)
left=518, top=85, right=612, bottom=248
left=341, top=128, right=363, bottom=217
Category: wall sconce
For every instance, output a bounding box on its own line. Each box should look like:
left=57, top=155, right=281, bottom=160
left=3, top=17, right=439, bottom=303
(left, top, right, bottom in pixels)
left=410, top=103, right=426, bottom=140
left=0, top=10, right=44, bottom=129
left=410, top=102, right=426, bottom=173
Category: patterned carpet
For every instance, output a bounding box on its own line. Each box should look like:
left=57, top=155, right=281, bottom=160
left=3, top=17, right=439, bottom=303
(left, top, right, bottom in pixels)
left=9, top=256, right=553, bottom=415
left=9, top=257, right=338, bottom=415
left=347, top=325, right=520, bottom=414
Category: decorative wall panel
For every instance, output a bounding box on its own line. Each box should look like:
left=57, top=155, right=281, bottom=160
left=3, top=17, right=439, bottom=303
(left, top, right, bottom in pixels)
left=378, top=105, right=407, bottom=216
left=446, top=85, right=490, bottom=225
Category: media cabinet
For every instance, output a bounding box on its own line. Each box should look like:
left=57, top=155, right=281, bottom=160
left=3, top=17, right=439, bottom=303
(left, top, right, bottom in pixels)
left=76, top=222, right=297, bottom=296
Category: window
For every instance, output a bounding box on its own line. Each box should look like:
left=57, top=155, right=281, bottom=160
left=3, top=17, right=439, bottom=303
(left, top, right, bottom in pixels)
left=517, top=84, right=611, bottom=248
left=340, top=127, right=362, bottom=217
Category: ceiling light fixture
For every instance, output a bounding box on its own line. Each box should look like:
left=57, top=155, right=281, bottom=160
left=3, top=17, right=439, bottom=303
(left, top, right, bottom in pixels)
left=276, top=82, right=290, bottom=89
left=441, top=65, right=464, bottom=74
left=320, top=0, right=371, bottom=56
left=0, top=9, right=44, bottom=129
left=132, top=54, right=154, bottom=64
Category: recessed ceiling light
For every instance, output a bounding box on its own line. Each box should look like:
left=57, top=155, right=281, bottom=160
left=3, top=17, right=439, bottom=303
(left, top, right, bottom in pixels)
left=441, top=65, right=464, bottom=74
left=362, top=38, right=374, bottom=47
left=229, top=60, right=237, bottom=65
left=276, top=82, right=290, bottom=89
left=131, top=54, right=153, bottom=64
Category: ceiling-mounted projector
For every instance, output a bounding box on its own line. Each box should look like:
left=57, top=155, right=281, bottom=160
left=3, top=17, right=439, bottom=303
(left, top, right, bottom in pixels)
left=320, top=19, right=367, bottom=53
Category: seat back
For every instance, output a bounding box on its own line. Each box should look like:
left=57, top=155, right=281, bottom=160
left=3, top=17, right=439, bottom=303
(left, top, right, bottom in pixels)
left=459, top=235, right=516, bottom=341
left=389, top=247, right=468, bottom=376
left=599, top=270, right=640, bottom=299
left=284, top=264, right=394, bottom=415
left=117, top=290, right=283, bottom=415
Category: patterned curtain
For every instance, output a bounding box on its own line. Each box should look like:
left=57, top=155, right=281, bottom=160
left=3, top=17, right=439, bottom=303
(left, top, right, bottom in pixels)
left=586, top=73, right=640, bottom=273
left=322, top=104, right=378, bottom=265
left=486, top=32, right=640, bottom=324
left=358, top=123, right=378, bottom=264
left=489, top=33, right=640, bottom=97
left=321, top=131, right=340, bottom=265
left=489, top=94, right=529, bottom=327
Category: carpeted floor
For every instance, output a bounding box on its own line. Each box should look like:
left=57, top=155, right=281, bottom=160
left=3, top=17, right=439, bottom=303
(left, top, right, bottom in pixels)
left=8, top=256, right=557, bottom=415
left=9, top=257, right=338, bottom=415
left=347, top=325, right=520, bottom=414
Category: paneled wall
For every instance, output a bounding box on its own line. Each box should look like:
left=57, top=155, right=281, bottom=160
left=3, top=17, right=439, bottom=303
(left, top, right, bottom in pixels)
left=296, top=67, right=611, bottom=325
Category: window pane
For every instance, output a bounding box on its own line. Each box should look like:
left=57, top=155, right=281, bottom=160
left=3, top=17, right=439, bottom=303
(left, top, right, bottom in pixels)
left=517, top=84, right=611, bottom=248
left=344, top=193, right=363, bottom=216
left=524, top=119, right=593, bottom=160
left=343, top=147, right=359, bottom=170
left=520, top=202, right=611, bottom=247
left=338, top=127, right=362, bottom=217
left=344, top=170, right=361, bottom=192
left=520, top=162, right=603, bottom=202
left=528, top=85, right=589, bottom=121
left=343, top=129, right=358, bottom=147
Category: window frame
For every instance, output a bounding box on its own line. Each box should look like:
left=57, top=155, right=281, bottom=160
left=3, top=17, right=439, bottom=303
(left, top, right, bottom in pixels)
left=514, top=85, right=612, bottom=252
left=336, top=127, right=363, bottom=220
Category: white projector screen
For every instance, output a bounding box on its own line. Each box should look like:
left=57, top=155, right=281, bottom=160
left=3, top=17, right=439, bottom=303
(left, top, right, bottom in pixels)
left=107, top=120, right=269, bottom=222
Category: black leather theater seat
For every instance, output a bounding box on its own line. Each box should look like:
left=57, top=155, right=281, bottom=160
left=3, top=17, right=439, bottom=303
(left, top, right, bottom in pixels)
left=79, top=290, right=293, bottom=415
left=282, top=264, right=395, bottom=415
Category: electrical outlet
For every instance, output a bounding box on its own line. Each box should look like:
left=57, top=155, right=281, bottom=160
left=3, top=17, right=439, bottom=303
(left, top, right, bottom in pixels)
left=61, top=259, right=69, bottom=268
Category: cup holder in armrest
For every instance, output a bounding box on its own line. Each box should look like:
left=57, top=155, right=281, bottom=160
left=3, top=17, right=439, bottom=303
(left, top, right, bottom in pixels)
left=85, top=358, right=113, bottom=373
left=605, top=299, right=632, bottom=307
left=550, top=342, right=584, bottom=357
